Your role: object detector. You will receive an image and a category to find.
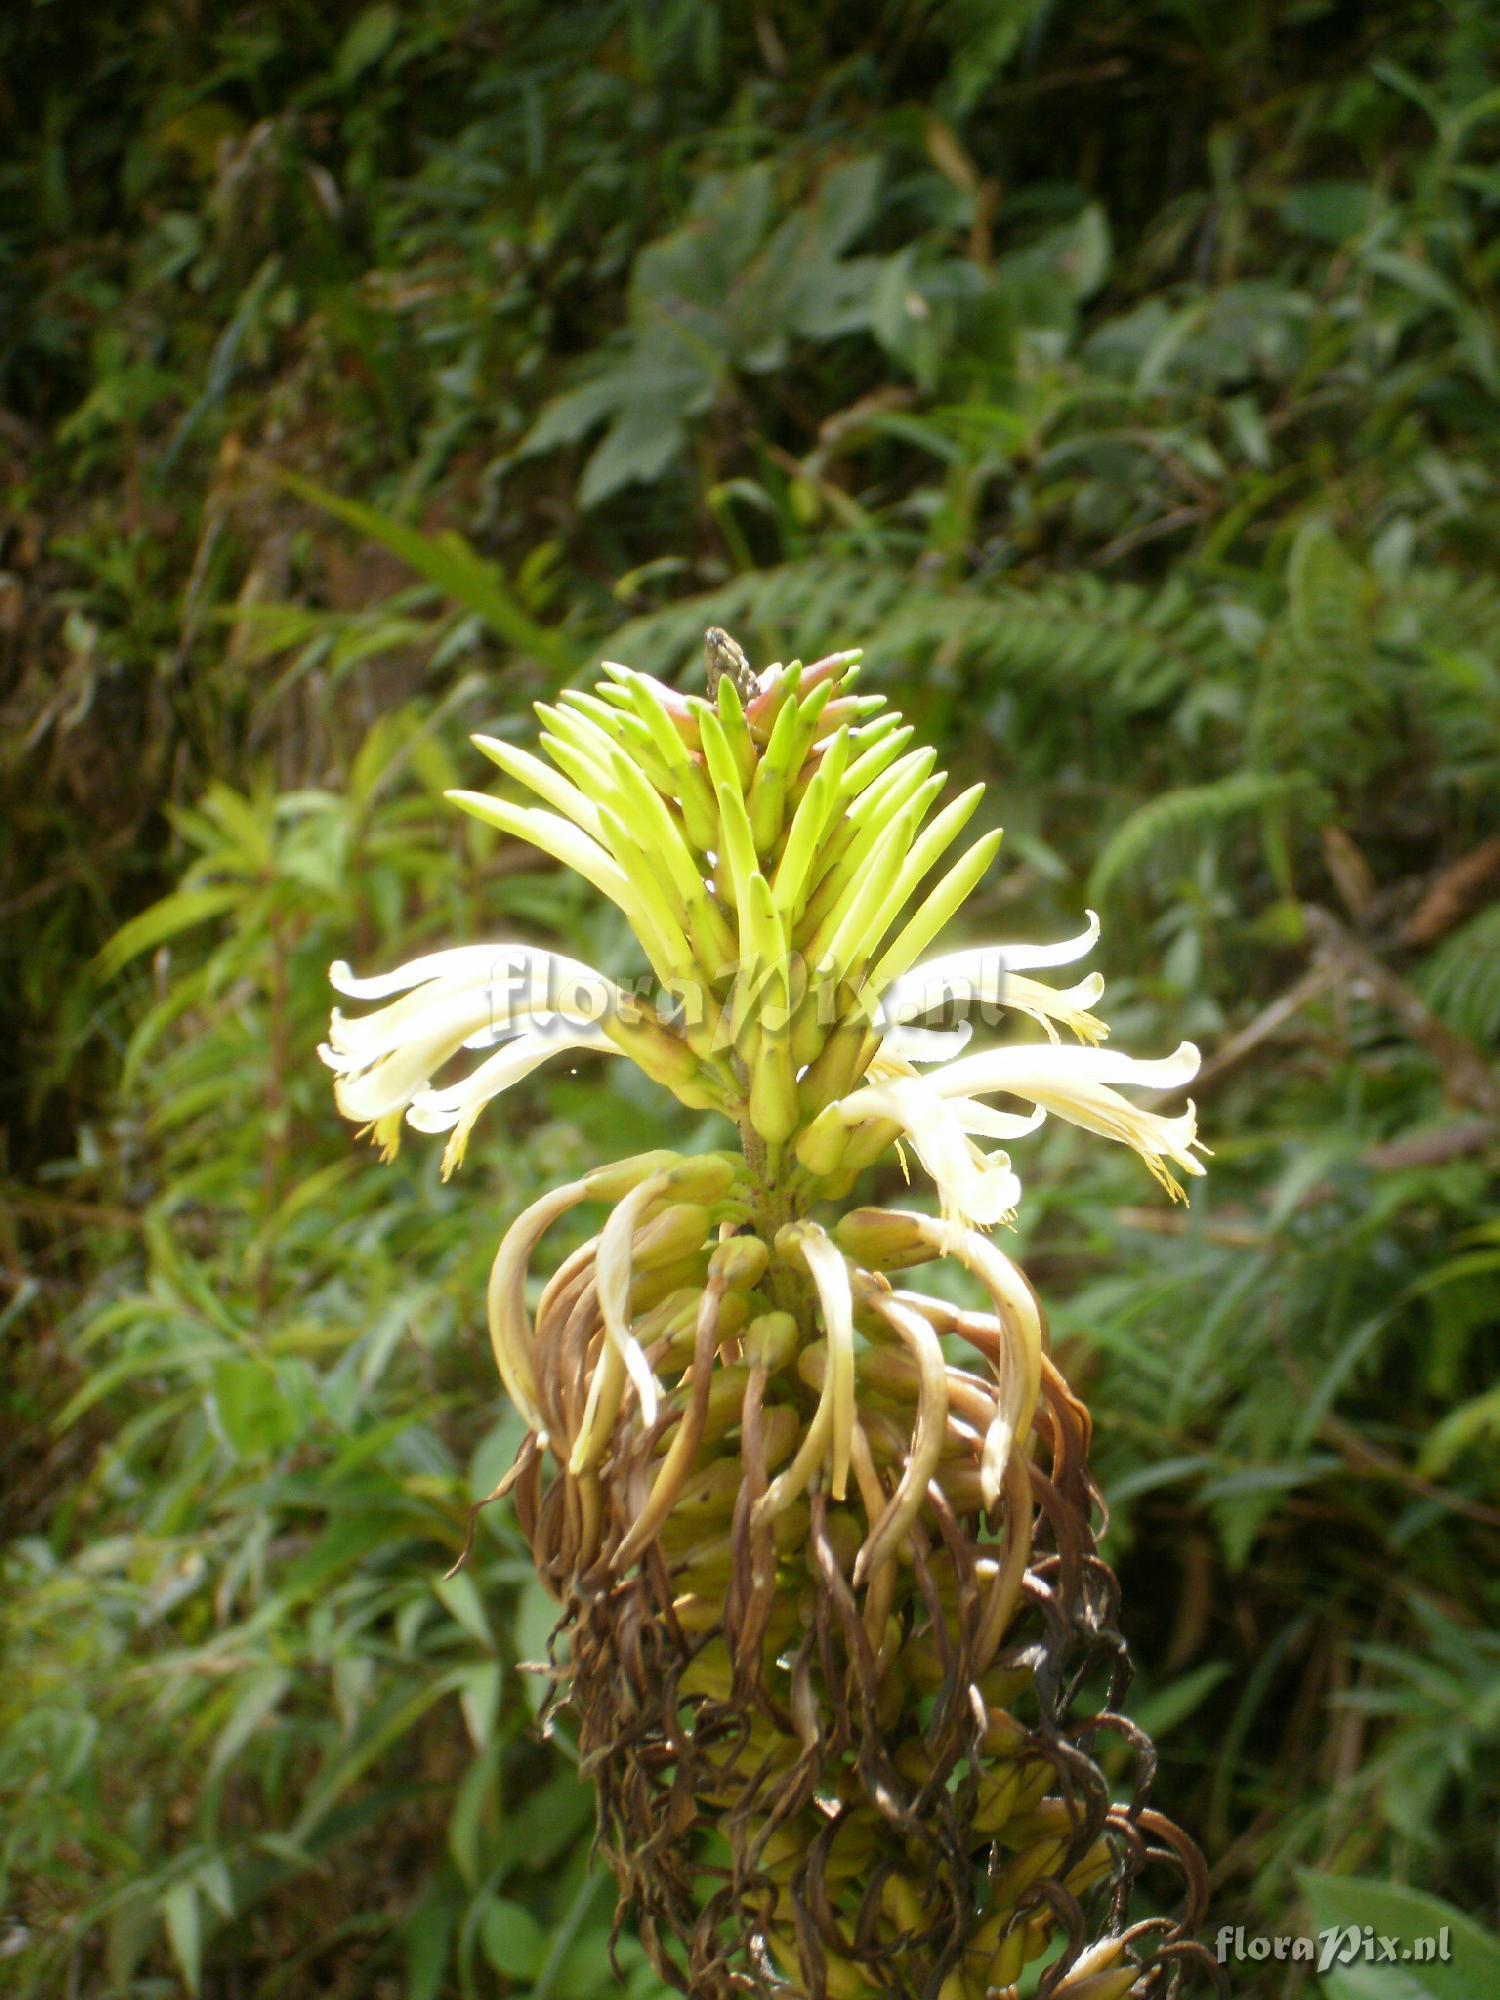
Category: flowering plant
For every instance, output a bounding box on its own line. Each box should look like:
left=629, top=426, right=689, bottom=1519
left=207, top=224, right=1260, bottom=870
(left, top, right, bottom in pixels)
left=327, top=636, right=1220, bottom=2000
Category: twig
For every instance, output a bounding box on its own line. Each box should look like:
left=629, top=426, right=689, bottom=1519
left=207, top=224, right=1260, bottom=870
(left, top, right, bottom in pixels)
left=1155, top=962, right=1340, bottom=1106
left=1399, top=834, right=1500, bottom=947
left=1111, top=1207, right=1263, bottom=1248
left=1169, top=905, right=1500, bottom=1119
left=1115, top=1119, right=1499, bottom=1247
left=1303, top=903, right=1500, bottom=1117
left=1096, top=504, right=1205, bottom=568
left=1359, top=1121, right=1500, bottom=1171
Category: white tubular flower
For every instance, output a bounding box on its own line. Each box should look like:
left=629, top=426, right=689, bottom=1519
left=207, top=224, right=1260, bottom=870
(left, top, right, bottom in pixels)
left=883, top=913, right=1107, bottom=1044
left=322, top=943, right=623, bottom=1163
left=833, top=1039, right=1203, bottom=1224
left=927, top=1040, right=1206, bottom=1199
left=869, top=920, right=1203, bottom=1204
left=408, top=1019, right=611, bottom=1177
left=839, top=1078, right=1023, bottom=1228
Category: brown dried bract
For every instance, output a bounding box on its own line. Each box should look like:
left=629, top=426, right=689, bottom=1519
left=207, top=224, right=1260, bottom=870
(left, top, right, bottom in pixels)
left=499, top=1208, right=1225, bottom=2000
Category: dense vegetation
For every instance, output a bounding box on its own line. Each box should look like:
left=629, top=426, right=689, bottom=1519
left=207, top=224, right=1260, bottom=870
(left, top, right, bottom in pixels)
left=4, top=3, right=1499, bottom=1996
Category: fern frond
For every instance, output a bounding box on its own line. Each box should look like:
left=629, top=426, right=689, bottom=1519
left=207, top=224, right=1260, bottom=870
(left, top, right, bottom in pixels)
left=1087, top=771, right=1319, bottom=904
left=610, top=563, right=1230, bottom=713
left=1370, top=570, right=1500, bottom=787
left=1414, top=903, right=1500, bottom=1045
left=1249, top=522, right=1383, bottom=783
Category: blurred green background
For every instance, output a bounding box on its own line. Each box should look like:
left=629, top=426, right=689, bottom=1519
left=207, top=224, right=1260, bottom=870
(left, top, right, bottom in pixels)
left=3, top=3, right=1499, bottom=1996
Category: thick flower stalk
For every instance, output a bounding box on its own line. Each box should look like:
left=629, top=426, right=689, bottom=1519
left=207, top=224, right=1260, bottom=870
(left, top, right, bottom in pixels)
left=326, top=633, right=1223, bottom=2000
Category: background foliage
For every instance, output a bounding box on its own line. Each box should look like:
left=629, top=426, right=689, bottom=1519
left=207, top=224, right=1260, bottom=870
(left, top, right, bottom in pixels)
left=4, top=2, right=1499, bottom=1995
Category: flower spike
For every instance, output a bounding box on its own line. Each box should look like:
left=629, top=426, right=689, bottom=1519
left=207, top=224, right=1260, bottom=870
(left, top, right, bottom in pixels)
left=326, top=630, right=1217, bottom=2000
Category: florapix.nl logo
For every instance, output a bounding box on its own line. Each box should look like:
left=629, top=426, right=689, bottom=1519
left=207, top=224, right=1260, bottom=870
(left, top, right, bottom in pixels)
left=1216, top=1923, right=1452, bottom=1971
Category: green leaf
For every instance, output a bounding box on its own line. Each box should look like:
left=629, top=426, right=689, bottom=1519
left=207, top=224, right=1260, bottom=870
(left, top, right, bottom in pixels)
left=1052, top=203, right=1111, bottom=301
left=54, top=1337, right=231, bottom=1429
left=209, top=1358, right=299, bottom=1461
left=514, top=1576, right=561, bottom=1718
left=447, top=1742, right=502, bottom=1888
left=195, top=1856, right=235, bottom=1921
left=289, top=1671, right=469, bottom=1845
left=774, top=157, right=882, bottom=305
left=1281, top=180, right=1375, bottom=242
left=1418, top=1380, right=1500, bottom=1477
left=266, top=465, right=574, bottom=674
left=336, top=4, right=399, bottom=84
left=458, top=1662, right=502, bottom=1750
left=434, top=1570, right=493, bottom=1650
left=208, top=1666, right=291, bottom=1781
left=1298, top=1874, right=1500, bottom=1999
left=1415, top=905, right=1500, bottom=1045
left=94, top=884, right=245, bottom=979
left=162, top=1881, right=202, bottom=1995
left=493, top=1768, right=595, bottom=1875
left=933, top=0, right=1048, bottom=111
left=107, top=1893, right=157, bottom=1989
left=479, top=1897, right=547, bottom=1980
left=404, top=1892, right=456, bottom=2000
left=524, top=157, right=887, bottom=501
left=1130, top=1662, right=1231, bottom=1741
left=578, top=404, right=688, bottom=509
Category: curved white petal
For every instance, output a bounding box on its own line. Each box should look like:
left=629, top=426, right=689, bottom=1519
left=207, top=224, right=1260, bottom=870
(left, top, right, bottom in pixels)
left=325, top=942, right=624, bottom=1159
left=330, top=944, right=546, bottom=1001
left=916, top=1130, right=1020, bottom=1228
left=327, top=989, right=498, bottom=1071
left=993, top=910, right=1099, bottom=970
left=796, top=1227, right=856, bottom=1503
left=931, top=1039, right=1200, bottom=1099
left=923, top=1040, right=1205, bottom=1196
left=328, top=947, right=617, bottom=1068
left=333, top=1022, right=484, bottom=1123
left=889, top=913, right=1100, bottom=1020
left=833, top=1038, right=1204, bottom=1212
left=948, top=1097, right=1047, bottom=1143
left=884, top=929, right=1105, bottom=1043
left=881, top=1020, right=974, bottom=1064
left=754, top=1225, right=856, bottom=1513
left=406, top=1021, right=610, bottom=1133
left=593, top=1178, right=667, bottom=1428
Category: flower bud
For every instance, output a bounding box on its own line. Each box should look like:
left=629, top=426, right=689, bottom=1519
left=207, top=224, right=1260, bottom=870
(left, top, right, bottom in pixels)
left=974, top=1764, right=1025, bottom=1834
left=991, top=1836, right=1069, bottom=1906
left=1050, top=1970, right=1139, bottom=2000
left=794, top=1104, right=850, bottom=1178
left=981, top=1925, right=1028, bottom=1991
left=582, top=1149, right=685, bottom=1202
left=833, top=1207, right=938, bottom=1271
left=661, top=1153, right=739, bottom=1203
left=1048, top=1937, right=1130, bottom=1988
left=708, top=1233, right=769, bottom=1291
left=629, top=1253, right=710, bottom=1313
left=762, top=1406, right=801, bottom=1474
left=632, top=1202, right=712, bottom=1270
left=742, top=1309, right=798, bottom=1370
